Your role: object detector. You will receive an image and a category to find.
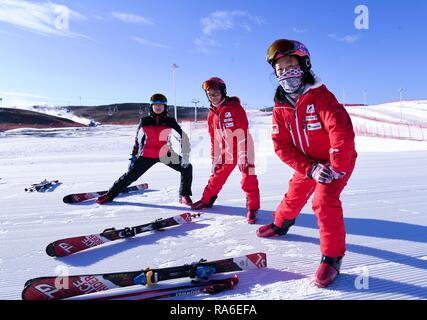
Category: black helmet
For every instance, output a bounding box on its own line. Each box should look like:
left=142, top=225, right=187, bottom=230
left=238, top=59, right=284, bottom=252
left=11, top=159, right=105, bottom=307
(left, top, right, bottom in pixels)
left=150, top=93, right=168, bottom=105
left=149, top=93, right=168, bottom=115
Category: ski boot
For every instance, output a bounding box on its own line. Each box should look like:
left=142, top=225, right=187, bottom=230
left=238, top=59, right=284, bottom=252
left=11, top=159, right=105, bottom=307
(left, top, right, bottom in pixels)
left=179, top=195, right=193, bottom=206
left=256, top=219, right=295, bottom=238
left=247, top=210, right=258, bottom=224
left=314, top=255, right=343, bottom=288
left=191, top=196, right=217, bottom=210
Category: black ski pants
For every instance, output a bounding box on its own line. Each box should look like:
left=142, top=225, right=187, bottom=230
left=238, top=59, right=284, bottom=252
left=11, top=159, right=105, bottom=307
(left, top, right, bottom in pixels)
left=108, top=155, right=193, bottom=198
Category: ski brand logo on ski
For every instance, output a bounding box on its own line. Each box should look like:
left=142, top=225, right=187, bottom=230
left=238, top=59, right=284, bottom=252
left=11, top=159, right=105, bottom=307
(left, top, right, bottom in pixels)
left=33, top=284, right=60, bottom=299
left=57, top=242, right=75, bottom=254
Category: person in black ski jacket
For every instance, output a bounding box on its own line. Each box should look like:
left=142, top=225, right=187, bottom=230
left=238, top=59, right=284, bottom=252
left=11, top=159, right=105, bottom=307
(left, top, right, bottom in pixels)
left=96, top=93, right=193, bottom=205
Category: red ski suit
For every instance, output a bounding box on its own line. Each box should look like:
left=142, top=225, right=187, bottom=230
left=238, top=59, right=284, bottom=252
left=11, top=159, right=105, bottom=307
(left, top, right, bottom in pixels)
left=272, top=82, right=357, bottom=258
left=200, top=97, right=260, bottom=210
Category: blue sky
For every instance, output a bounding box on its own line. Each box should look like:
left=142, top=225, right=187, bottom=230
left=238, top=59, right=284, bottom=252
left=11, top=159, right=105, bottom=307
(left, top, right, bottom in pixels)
left=0, top=0, right=426, bottom=109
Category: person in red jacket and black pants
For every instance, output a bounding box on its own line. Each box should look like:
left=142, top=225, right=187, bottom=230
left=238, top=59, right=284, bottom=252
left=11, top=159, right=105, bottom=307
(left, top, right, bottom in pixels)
left=96, top=93, right=193, bottom=206
left=191, top=77, right=260, bottom=224
left=256, top=39, right=357, bottom=288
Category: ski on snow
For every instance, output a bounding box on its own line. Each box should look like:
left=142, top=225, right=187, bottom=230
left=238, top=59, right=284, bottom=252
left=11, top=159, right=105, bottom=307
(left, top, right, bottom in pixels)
left=67, top=275, right=239, bottom=300
left=22, top=252, right=266, bottom=300
left=25, top=179, right=60, bottom=192
left=45, top=212, right=200, bottom=257
left=62, top=183, right=148, bottom=204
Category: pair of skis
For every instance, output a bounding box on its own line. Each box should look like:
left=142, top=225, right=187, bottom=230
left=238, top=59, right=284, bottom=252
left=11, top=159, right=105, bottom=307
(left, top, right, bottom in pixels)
left=22, top=253, right=266, bottom=300
left=46, top=212, right=199, bottom=257
left=62, top=183, right=149, bottom=204
left=25, top=179, right=60, bottom=192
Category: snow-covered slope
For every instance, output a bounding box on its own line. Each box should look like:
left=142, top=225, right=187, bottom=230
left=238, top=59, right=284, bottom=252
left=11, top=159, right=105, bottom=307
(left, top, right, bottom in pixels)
left=10, top=105, right=94, bottom=126
left=1, top=107, right=427, bottom=300
left=346, top=101, right=427, bottom=142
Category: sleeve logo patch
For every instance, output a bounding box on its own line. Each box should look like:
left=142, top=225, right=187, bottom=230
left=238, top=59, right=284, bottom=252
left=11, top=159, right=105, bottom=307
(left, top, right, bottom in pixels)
left=272, top=124, right=279, bottom=134
left=225, top=112, right=232, bottom=118
left=225, top=122, right=234, bottom=128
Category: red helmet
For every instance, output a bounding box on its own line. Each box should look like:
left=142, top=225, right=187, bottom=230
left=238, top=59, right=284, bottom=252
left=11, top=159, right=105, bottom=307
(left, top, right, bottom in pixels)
left=202, top=77, right=227, bottom=97
left=266, top=39, right=311, bottom=71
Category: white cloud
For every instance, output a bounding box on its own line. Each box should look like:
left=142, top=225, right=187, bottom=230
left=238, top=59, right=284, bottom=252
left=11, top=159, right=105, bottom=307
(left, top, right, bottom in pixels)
left=329, top=33, right=360, bottom=44
left=131, top=36, right=168, bottom=48
left=194, top=37, right=221, bottom=48
left=0, top=0, right=88, bottom=38
left=195, top=10, right=262, bottom=53
left=201, top=10, right=263, bottom=35
left=293, top=27, right=308, bottom=33
left=112, top=12, right=153, bottom=25
left=193, top=36, right=221, bottom=53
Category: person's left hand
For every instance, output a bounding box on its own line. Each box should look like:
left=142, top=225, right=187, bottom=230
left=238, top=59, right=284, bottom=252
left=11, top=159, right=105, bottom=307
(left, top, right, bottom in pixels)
left=328, top=165, right=346, bottom=180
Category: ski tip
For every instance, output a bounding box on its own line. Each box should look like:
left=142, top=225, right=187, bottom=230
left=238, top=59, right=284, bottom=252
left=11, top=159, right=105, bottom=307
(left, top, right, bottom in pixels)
left=62, top=195, right=72, bottom=204
left=45, top=242, right=57, bottom=257
left=231, top=274, right=240, bottom=287
left=23, top=277, right=38, bottom=289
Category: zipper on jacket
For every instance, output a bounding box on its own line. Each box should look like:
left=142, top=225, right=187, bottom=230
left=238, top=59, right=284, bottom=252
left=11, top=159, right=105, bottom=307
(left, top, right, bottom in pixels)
left=288, top=122, right=297, bottom=147
left=303, top=123, right=310, bottom=147
left=293, top=110, right=307, bottom=155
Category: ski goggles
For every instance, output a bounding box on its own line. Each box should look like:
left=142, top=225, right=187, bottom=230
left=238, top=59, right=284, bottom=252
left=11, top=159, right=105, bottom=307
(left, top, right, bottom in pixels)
left=202, top=79, right=225, bottom=91
left=266, top=39, right=310, bottom=65
left=150, top=100, right=167, bottom=105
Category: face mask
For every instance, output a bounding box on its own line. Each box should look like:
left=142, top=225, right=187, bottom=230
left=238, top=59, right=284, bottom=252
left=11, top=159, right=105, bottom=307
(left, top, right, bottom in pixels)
left=278, top=68, right=304, bottom=93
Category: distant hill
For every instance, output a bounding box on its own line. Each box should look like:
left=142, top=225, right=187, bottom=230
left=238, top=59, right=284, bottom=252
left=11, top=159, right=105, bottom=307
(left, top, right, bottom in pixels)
left=67, top=103, right=210, bottom=125
left=0, top=108, right=86, bottom=132
left=0, top=103, right=211, bottom=131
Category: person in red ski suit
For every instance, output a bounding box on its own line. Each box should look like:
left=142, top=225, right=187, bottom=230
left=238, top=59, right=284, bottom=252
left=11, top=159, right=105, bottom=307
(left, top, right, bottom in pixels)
left=256, top=39, right=357, bottom=288
left=191, top=77, right=261, bottom=224
left=96, top=93, right=193, bottom=206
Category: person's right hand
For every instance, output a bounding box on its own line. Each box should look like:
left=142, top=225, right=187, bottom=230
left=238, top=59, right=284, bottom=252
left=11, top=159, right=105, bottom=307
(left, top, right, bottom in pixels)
left=307, top=162, right=333, bottom=184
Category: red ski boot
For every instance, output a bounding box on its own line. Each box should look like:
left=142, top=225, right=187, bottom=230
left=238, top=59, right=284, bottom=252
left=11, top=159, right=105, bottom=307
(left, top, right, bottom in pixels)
left=191, top=196, right=217, bottom=210
left=247, top=210, right=257, bottom=224
left=314, top=256, right=343, bottom=288
left=179, top=195, right=193, bottom=206
left=256, top=219, right=295, bottom=238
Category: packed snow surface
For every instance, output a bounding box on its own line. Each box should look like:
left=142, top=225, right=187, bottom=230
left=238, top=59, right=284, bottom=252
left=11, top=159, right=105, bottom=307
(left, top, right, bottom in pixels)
left=1, top=103, right=427, bottom=300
